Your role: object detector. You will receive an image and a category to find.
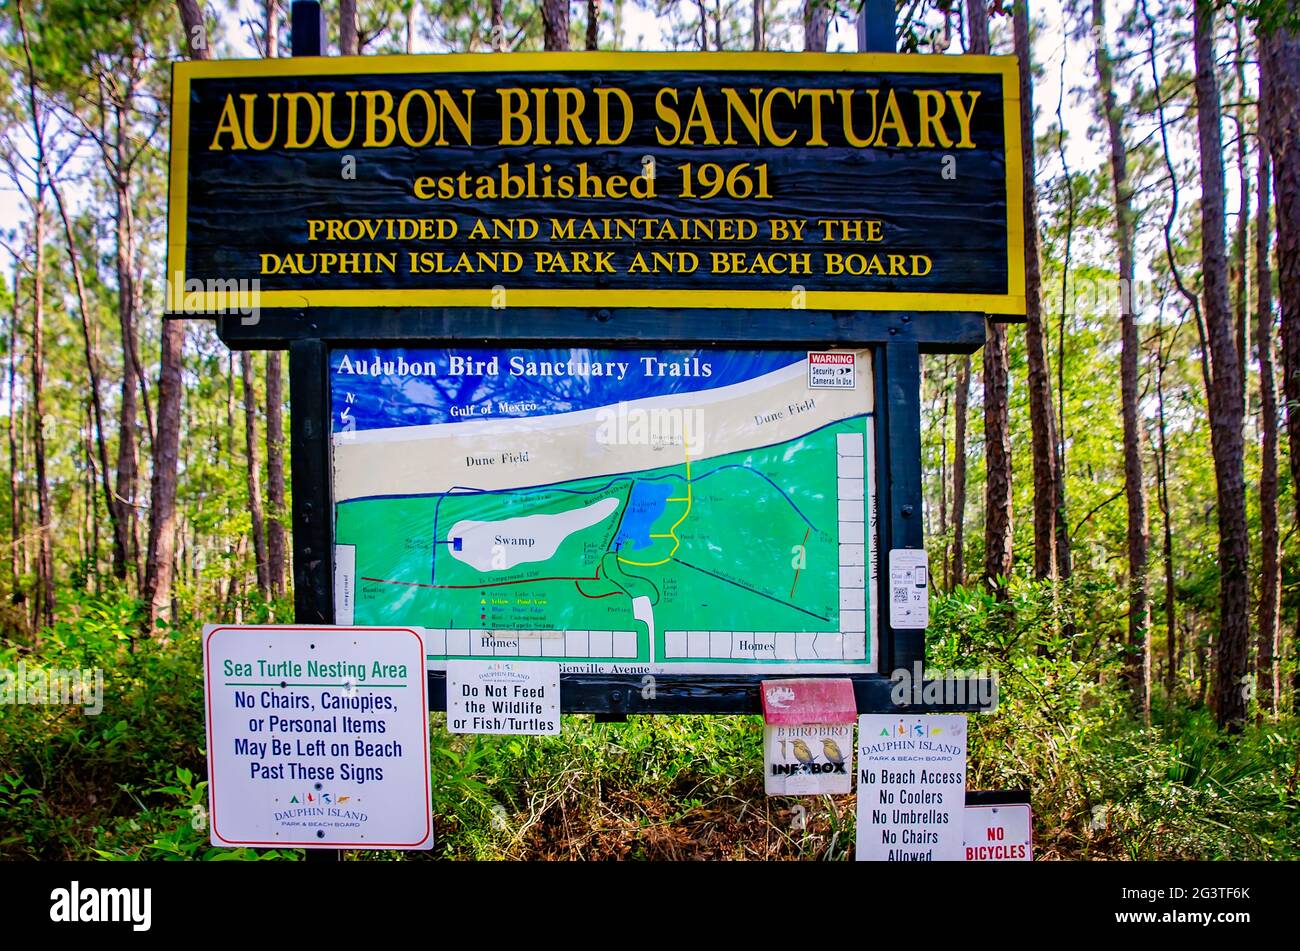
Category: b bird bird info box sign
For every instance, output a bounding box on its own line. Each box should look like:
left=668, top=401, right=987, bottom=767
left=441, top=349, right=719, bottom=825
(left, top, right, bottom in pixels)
left=202, top=625, right=433, bottom=850
left=762, top=678, right=857, bottom=796
left=166, top=52, right=1024, bottom=317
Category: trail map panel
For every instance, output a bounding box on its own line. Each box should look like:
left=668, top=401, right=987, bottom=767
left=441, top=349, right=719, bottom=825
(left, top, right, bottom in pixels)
left=331, top=347, right=878, bottom=675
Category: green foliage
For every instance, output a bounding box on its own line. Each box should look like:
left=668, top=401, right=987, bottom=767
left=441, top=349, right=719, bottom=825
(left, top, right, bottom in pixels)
left=3, top=582, right=1294, bottom=860
left=933, top=580, right=1300, bottom=861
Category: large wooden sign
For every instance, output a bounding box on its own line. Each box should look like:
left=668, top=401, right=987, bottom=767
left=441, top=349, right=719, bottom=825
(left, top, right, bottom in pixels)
left=167, top=52, right=1024, bottom=316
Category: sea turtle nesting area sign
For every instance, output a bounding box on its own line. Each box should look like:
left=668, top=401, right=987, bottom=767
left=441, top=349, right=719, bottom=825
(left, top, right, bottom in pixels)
left=169, top=48, right=1021, bottom=719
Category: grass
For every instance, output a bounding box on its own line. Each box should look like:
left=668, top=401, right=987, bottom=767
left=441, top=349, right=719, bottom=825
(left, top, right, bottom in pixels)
left=1, top=584, right=1297, bottom=860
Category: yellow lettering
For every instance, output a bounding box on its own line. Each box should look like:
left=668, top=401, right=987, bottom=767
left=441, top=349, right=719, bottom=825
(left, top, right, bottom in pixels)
left=722, top=88, right=762, bottom=145
left=555, top=87, right=591, bottom=145
left=319, top=92, right=359, bottom=148
left=872, top=89, right=913, bottom=148
left=283, top=92, right=322, bottom=148
left=240, top=93, right=280, bottom=150
left=435, top=89, right=474, bottom=145
left=915, top=90, right=952, bottom=148
left=498, top=88, right=532, bottom=145
left=596, top=88, right=633, bottom=144
left=840, top=89, right=879, bottom=147
left=945, top=90, right=981, bottom=148
left=398, top=89, right=438, bottom=147
left=797, top=89, right=834, bottom=147
left=655, top=88, right=682, bottom=145
left=682, top=88, right=719, bottom=145
left=208, top=95, right=247, bottom=150
left=761, top=87, right=797, bottom=146
left=361, top=90, right=396, bottom=147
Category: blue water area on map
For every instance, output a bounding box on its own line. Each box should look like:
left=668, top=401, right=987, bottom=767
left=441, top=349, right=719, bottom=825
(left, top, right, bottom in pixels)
left=611, top=480, right=675, bottom=553
left=328, top=348, right=804, bottom=432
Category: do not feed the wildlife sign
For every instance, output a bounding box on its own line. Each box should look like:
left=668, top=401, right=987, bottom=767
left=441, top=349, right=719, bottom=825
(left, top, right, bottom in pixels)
left=166, top=51, right=1025, bottom=316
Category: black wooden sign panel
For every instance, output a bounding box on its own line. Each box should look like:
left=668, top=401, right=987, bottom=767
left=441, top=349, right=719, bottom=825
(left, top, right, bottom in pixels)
left=168, top=52, right=1024, bottom=318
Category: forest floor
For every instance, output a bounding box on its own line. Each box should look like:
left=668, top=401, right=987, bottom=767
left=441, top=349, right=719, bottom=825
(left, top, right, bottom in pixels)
left=1, top=588, right=1297, bottom=861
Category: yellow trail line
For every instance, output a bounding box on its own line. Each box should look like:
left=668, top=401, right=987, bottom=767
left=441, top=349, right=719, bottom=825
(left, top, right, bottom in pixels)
left=616, top=444, right=693, bottom=568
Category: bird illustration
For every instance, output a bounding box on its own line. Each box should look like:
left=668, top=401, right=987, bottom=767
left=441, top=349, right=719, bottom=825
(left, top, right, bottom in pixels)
left=821, top=738, right=846, bottom=766
left=790, top=739, right=816, bottom=765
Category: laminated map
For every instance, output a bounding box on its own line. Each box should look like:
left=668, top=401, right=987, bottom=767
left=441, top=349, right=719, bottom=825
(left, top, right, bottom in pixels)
left=331, top=347, right=878, bottom=674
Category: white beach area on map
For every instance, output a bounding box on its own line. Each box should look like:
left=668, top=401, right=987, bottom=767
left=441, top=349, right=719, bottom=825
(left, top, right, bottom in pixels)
left=332, top=351, right=872, bottom=502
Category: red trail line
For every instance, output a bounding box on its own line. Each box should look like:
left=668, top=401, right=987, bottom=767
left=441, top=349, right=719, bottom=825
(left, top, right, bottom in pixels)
left=789, top=527, right=812, bottom=599
left=575, top=565, right=621, bottom=599
left=361, top=574, right=597, bottom=590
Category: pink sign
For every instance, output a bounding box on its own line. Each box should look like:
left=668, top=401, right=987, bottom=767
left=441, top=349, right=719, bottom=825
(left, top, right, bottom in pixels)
left=761, top=678, right=857, bottom=725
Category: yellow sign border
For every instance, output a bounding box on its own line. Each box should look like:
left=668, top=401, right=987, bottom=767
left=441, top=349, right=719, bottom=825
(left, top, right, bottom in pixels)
left=167, top=52, right=1025, bottom=315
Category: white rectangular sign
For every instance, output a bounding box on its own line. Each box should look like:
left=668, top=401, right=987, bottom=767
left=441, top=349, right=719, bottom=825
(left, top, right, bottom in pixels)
left=964, top=801, right=1033, bottom=861
left=203, top=625, right=433, bottom=850
left=808, top=350, right=857, bottom=388
left=855, top=713, right=967, bottom=861
left=764, top=723, right=855, bottom=796
left=446, top=660, right=561, bottom=735
left=889, top=548, right=930, bottom=629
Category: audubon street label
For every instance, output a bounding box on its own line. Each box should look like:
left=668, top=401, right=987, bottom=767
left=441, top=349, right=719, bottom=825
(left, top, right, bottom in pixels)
left=202, top=625, right=432, bottom=850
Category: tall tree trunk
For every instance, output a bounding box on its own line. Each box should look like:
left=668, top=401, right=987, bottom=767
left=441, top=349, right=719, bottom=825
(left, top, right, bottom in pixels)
left=265, top=0, right=279, bottom=56
left=1155, top=317, right=1178, bottom=696
left=143, top=317, right=184, bottom=633
left=266, top=356, right=286, bottom=599
left=1093, top=0, right=1149, bottom=711
left=264, top=0, right=287, bottom=601
left=951, top=355, right=969, bottom=589
left=803, top=0, right=828, bottom=51
left=340, top=0, right=359, bottom=54
left=242, top=353, right=271, bottom=598
left=752, top=0, right=763, bottom=50
left=966, top=0, right=987, bottom=52
left=1193, top=0, right=1250, bottom=730
left=1014, top=1, right=1063, bottom=585
left=50, top=180, right=127, bottom=584
left=1260, top=15, right=1300, bottom=706
left=30, top=186, right=52, bottom=630
left=543, top=0, right=570, bottom=50
left=109, top=88, right=142, bottom=586
left=1232, top=14, right=1250, bottom=410
left=586, top=0, right=599, bottom=49
left=114, top=212, right=139, bottom=579
left=7, top=264, right=21, bottom=609
left=18, top=398, right=27, bottom=580
left=1256, top=141, right=1280, bottom=718
left=145, top=0, right=207, bottom=633
left=16, top=0, right=53, bottom=632
left=966, top=0, right=1011, bottom=599
left=983, top=321, right=1013, bottom=602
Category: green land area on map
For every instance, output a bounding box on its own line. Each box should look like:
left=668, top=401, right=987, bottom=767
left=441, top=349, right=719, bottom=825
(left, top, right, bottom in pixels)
left=336, top=418, right=865, bottom=661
